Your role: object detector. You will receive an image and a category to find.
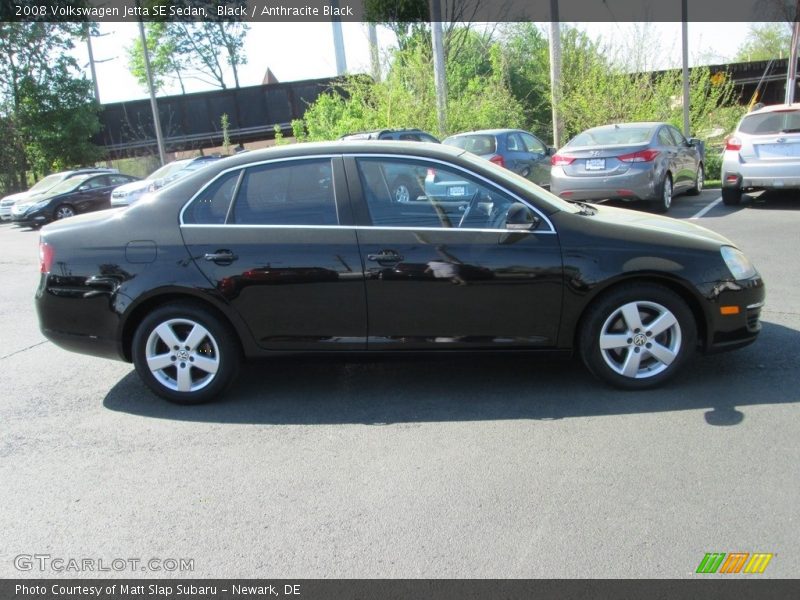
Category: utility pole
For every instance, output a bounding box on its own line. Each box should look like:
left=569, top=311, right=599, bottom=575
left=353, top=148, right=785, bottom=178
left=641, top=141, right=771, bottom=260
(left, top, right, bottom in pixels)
left=430, top=0, right=447, bottom=136
left=331, top=0, right=347, bottom=75
left=368, top=23, right=380, bottom=82
left=137, top=13, right=166, bottom=166
left=786, top=6, right=800, bottom=103
left=681, top=0, right=690, bottom=136
left=85, top=24, right=100, bottom=102
left=549, top=0, right=562, bottom=148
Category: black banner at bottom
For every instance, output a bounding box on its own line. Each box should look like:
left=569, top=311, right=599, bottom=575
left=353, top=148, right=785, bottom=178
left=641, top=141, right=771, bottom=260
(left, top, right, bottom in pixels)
left=2, top=580, right=799, bottom=600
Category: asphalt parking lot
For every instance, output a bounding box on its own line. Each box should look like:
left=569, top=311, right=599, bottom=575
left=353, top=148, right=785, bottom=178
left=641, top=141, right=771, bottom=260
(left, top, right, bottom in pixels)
left=0, top=188, right=798, bottom=578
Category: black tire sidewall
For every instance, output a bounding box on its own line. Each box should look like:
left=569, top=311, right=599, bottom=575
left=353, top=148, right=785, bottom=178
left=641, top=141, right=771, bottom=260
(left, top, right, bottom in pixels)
left=579, top=284, right=697, bottom=390
left=132, top=303, right=240, bottom=404
left=722, top=186, right=742, bottom=206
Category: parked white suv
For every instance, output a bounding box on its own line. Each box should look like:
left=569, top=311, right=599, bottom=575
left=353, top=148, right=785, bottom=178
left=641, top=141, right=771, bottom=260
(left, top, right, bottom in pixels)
left=721, top=103, right=800, bottom=205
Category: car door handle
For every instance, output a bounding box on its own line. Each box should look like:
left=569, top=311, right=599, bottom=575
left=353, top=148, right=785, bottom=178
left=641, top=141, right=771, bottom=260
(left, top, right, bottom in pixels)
left=203, top=250, right=238, bottom=265
left=367, top=250, right=404, bottom=264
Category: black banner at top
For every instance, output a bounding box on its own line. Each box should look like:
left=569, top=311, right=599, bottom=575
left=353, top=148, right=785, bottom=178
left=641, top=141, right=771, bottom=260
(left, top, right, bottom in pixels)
left=0, top=0, right=798, bottom=23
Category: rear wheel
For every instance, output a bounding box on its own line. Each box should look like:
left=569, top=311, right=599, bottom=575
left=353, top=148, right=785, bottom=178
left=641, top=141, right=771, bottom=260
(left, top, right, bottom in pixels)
left=392, top=175, right=418, bottom=203
left=687, top=163, right=704, bottom=195
left=54, top=204, right=76, bottom=220
left=132, top=303, right=240, bottom=404
left=579, top=284, right=696, bottom=390
left=654, top=174, right=672, bottom=213
left=722, top=185, right=742, bottom=206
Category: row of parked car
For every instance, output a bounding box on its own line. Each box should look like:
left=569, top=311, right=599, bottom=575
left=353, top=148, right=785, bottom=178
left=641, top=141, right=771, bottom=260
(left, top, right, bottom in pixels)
left=0, top=155, right=222, bottom=227
left=341, top=122, right=706, bottom=213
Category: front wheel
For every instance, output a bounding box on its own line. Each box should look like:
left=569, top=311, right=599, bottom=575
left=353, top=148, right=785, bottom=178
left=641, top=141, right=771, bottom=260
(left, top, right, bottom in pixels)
left=392, top=176, right=418, bottom=204
left=654, top=174, right=673, bottom=213
left=54, top=204, right=76, bottom=220
left=579, top=284, right=696, bottom=390
left=687, top=163, right=704, bottom=195
left=132, top=303, right=240, bottom=404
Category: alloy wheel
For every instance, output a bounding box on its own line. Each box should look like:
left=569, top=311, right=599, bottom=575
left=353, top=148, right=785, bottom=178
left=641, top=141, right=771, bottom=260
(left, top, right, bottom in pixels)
left=145, top=318, right=220, bottom=392
left=598, top=300, right=682, bottom=379
left=55, top=205, right=75, bottom=219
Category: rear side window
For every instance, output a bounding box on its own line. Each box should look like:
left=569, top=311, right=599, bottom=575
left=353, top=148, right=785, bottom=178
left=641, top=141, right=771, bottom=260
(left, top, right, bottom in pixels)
left=444, top=134, right=497, bottom=155
left=739, top=110, right=800, bottom=135
left=231, top=159, right=337, bottom=226
left=182, top=170, right=241, bottom=225
left=657, top=128, right=674, bottom=146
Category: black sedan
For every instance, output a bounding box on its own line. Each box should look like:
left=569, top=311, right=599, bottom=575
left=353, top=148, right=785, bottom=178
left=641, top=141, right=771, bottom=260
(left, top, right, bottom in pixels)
left=35, top=142, right=765, bottom=404
left=12, top=172, right=139, bottom=226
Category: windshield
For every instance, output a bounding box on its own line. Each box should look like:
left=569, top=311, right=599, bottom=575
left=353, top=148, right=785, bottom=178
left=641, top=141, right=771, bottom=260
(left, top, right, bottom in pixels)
left=739, top=109, right=800, bottom=135
left=146, top=160, right=190, bottom=181
left=457, top=151, right=580, bottom=214
left=45, top=174, right=91, bottom=196
left=29, top=173, right=66, bottom=192
left=568, top=126, right=653, bottom=147
left=444, top=134, right=497, bottom=155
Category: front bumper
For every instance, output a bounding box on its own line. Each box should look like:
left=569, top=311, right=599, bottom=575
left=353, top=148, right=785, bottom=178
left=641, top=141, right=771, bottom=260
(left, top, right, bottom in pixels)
left=11, top=209, right=48, bottom=225
left=700, top=275, right=766, bottom=354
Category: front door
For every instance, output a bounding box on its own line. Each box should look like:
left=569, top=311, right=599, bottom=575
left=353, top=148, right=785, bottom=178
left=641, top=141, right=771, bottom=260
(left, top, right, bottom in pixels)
left=344, top=156, right=563, bottom=350
left=180, top=156, right=367, bottom=351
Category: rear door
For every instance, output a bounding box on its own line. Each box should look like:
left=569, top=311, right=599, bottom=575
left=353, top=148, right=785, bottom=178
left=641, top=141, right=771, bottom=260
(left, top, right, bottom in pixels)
left=666, top=126, right=696, bottom=190
left=344, top=154, right=563, bottom=350
left=520, top=132, right=552, bottom=187
left=180, top=156, right=367, bottom=351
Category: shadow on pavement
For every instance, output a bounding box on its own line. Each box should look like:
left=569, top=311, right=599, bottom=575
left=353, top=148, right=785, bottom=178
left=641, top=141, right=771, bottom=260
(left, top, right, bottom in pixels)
left=104, top=321, right=799, bottom=427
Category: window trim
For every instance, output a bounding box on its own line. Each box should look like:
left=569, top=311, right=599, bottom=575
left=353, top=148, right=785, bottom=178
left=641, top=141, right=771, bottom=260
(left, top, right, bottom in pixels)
left=179, top=154, right=340, bottom=227
left=348, top=153, right=556, bottom=234
left=179, top=152, right=556, bottom=235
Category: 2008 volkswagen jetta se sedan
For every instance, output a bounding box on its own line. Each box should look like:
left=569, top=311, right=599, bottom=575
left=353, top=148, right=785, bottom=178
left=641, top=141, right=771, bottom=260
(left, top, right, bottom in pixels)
left=35, top=142, right=765, bottom=404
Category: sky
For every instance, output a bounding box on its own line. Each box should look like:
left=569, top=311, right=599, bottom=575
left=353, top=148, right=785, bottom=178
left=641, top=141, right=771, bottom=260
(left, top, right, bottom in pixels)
left=76, top=21, right=758, bottom=105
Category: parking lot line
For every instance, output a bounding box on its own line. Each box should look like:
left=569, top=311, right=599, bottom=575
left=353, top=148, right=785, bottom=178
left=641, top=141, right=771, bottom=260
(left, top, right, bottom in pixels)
left=690, top=196, right=722, bottom=220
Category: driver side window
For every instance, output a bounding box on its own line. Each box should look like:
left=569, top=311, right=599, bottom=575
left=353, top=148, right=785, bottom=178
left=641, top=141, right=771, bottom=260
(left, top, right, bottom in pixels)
left=355, top=158, right=521, bottom=230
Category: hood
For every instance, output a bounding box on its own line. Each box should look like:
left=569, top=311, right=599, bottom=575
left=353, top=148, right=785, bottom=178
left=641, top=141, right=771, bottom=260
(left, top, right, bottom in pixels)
left=1, top=190, right=38, bottom=204
left=112, top=179, right=150, bottom=195
left=589, top=204, right=734, bottom=248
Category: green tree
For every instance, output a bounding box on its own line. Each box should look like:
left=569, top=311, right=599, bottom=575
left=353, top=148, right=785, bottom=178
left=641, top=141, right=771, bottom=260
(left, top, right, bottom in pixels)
left=735, top=23, right=793, bottom=62
left=168, top=21, right=249, bottom=89
left=127, top=22, right=187, bottom=94
left=0, top=22, right=102, bottom=194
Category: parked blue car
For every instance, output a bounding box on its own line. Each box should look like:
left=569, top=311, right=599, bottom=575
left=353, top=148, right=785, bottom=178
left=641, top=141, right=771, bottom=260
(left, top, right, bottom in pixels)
left=443, top=129, right=555, bottom=187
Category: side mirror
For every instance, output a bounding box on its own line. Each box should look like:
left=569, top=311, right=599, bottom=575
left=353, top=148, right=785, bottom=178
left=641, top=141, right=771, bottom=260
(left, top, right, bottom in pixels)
left=78, top=185, right=89, bottom=191
left=547, top=146, right=557, bottom=156
left=506, top=203, right=540, bottom=231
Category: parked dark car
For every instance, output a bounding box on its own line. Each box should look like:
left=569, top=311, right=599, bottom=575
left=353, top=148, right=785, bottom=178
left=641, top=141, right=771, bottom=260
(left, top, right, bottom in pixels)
left=13, top=172, right=139, bottom=226
left=550, top=122, right=705, bottom=212
left=443, top=129, right=555, bottom=187
left=36, top=142, right=764, bottom=404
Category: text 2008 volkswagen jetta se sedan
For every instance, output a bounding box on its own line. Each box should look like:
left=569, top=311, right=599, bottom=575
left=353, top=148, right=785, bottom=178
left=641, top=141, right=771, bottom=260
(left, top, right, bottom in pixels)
left=35, top=142, right=765, bottom=404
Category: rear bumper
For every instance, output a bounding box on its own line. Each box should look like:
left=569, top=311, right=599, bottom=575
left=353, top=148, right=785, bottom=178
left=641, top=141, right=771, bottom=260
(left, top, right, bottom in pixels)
left=722, top=152, right=800, bottom=189
left=550, top=166, right=659, bottom=201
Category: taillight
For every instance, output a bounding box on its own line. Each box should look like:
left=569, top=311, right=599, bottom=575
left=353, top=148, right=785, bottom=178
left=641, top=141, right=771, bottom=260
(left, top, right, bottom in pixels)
left=618, top=149, right=660, bottom=162
left=39, top=240, right=54, bottom=273
left=489, top=154, right=506, bottom=168
left=551, top=154, right=575, bottom=166
left=725, top=137, right=742, bottom=151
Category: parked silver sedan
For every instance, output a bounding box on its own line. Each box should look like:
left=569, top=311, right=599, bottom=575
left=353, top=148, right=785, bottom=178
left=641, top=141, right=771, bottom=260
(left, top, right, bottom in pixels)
left=549, top=122, right=705, bottom=212
left=721, top=103, right=800, bottom=205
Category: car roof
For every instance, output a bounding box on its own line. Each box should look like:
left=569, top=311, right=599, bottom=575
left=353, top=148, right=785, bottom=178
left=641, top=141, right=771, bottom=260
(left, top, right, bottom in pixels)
left=746, top=103, right=800, bottom=115
left=340, top=129, right=432, bottom=139
left=446, top=129, right=529, bottom=137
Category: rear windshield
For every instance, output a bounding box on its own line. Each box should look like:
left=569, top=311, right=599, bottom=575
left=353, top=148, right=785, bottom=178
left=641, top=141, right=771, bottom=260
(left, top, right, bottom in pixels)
left=444, top=134, right=497, bottom=155
left=739, top=109, right=800, bottom=135
left=568, top=127, right=653, bottom=147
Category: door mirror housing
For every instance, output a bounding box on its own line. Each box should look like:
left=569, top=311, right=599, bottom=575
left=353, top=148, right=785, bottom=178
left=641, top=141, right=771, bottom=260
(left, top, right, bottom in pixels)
left=78, top=185, right=89, bottom=192
left=505, top=203, right=540, bottom=231
left=547, top=146, right=557, bottom=156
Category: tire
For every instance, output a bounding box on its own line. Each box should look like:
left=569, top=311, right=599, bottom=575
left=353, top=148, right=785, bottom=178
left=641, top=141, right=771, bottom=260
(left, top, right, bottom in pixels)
left=687, top=163, right=704, bottom=195
left=520, top=167, right=531, bottom=178
left=391, top=176, right=418, bottom=203
left=722, top=186, right=742, bottom=206
left=54, top=204, right=76, bottom=220
left=132, top=302, right=240, bottom=404
left=579, top=283, right=697, bottom=390
left=654, top=174, right=673, bottom=213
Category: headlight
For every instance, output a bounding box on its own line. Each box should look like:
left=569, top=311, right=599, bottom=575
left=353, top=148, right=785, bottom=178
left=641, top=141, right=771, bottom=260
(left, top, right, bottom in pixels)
left=721, top=245, right=756, bottom=280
